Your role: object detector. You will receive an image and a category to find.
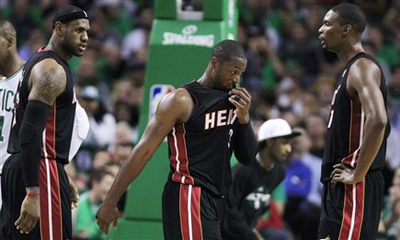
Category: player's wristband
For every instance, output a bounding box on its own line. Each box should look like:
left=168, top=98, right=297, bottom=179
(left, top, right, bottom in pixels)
left=27, top=191, right=40, bottom=198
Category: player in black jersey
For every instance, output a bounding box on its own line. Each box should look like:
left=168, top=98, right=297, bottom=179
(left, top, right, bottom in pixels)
left=1, top=5, right=90, bottom=240
left=96, top=40, right=258, bottom=239
left=318, top=4, right=390, bottom=240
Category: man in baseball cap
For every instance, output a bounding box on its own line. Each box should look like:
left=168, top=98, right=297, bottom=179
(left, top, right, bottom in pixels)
left=257, top=118, right=301, bottom=152
left=222, top=118, right=301, bottom=240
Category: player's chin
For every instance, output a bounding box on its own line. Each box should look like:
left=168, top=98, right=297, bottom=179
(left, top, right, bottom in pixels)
left=280, top=156, right=289, bottom=163
left=73, top=50, right=85, bottom=57
left=226, top=83, right=235, bottom=90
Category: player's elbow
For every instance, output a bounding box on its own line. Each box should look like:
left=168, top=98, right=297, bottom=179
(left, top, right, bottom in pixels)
left=370, top=114, right=387, bottom=130
left=132, top=144, right=155, bottom=164
left=138, top=148, right=154, bottom=163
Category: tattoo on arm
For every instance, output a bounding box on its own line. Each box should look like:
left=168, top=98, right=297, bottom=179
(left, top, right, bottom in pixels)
left=30, top=67, right=66, bottom=105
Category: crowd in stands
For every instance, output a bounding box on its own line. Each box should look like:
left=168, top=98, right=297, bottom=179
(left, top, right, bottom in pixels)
left=1, top=0, right=400, bottom=239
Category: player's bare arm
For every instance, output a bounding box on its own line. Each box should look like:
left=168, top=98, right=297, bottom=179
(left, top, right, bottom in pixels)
left=28, top=58, right=67, bottom=105
left=15, top=59, right=66, bottom=235
left=96, top=88, right=193, bottom=235
left=331, top=58, right=387, bottom=184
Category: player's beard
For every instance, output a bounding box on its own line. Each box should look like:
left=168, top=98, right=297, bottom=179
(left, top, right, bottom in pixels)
left=62, top=37, right=80, bottom=57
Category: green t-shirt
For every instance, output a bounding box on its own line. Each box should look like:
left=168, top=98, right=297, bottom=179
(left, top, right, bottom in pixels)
left=377, top=45, right=400, bottom=68
left=74, top=192, right=107, bottom=239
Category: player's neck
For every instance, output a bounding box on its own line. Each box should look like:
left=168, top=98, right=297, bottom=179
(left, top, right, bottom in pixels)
left=197, top=73, right=213, bottom=89
left=0, top=54, right=24, bottom=77
left=336, top=43, right=364, bottom=63
left=46, top=38, right=72, bottom=62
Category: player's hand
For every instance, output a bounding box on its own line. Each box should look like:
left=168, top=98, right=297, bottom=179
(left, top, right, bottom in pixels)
left=229, top=87, right=251, bottom=124
left=68, top=175, right=80, bottom=209
left=15, top=194, right=40, bottom=235
left=96, top=202, right=119, bottom=235
left=330, top=163, right=357, bottom=184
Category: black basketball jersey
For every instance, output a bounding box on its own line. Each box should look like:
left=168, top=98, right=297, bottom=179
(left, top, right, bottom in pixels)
left=167, top=81, right=241, bottom=196
left=321, top=52, right=390, bottom=183
left=8, top=48, right=78, bottom=164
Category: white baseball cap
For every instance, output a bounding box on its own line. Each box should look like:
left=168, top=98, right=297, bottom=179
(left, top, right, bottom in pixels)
left=258, top=118, right=301, bottom=141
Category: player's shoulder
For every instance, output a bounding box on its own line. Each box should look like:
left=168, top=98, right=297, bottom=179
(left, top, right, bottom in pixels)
left=164, top=88, right=192, bottom=106
left=30, top=58, right=66, bottom=81
left=32, top=58, right=64, bottom=72
left=156, top=88, right=194, bottom=122
left=351, top=57, right=380, bottom=74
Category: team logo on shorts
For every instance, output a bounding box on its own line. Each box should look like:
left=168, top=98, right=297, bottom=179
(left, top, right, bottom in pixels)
left=149, top=84, right=175, bottom=120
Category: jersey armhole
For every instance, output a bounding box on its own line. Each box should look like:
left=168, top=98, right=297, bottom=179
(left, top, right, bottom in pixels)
left=181, top=87, right=198, bottom=121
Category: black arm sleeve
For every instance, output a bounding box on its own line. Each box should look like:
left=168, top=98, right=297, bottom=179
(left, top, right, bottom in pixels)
left=234, top=122, right=257, bottom=166
left=19, top=100, right=51, bottom=187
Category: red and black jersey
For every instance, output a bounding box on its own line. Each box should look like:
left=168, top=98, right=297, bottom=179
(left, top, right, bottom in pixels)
left=8, top=48, right=79, bottom=164
left=321, top=52, right=390, bottom=183
left=167, top=81, right=257, bottom=197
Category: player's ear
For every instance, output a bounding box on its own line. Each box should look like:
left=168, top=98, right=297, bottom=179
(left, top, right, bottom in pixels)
left=7, top=37, right=14, bottom=49
left=54, top=22, right=65, bottom=36
left=342, top=24, right=351, bottom=36
left=210, top=57, right=219, bottom=68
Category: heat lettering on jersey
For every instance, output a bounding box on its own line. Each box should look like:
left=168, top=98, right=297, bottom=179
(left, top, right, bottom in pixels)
left=0, top=88, right=16, bottom=112
left=204, top=109, right=236, bottom=130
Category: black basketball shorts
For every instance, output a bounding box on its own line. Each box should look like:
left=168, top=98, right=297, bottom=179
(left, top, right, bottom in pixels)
left=318, top=171, right=384, bottom=240
left=1, top=153, right=72, bottom=240
left=162, top=180, right=225, bottom=240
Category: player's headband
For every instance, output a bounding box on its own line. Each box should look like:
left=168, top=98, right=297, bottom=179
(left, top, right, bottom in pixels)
left=52, top=10, right=89, bottom=27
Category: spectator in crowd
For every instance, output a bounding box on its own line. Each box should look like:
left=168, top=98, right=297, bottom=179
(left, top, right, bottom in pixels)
left=257, top=182, right=292, bottom=240
left=381, top=168, right=400, bottom=240
left=74, top=169, right=115, bottom=240
left=75, top=86, right=117, bottom=172
left=304, top=113, right=326, bottom=158
left=222, top=118, right=300, bottom=240
left=80, top=85, right=117, bottom=149
left=284, top=127, right=322, bottom=240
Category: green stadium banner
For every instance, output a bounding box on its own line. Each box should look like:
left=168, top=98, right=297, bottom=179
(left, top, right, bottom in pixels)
left=109, top=0, right=238, bottom=239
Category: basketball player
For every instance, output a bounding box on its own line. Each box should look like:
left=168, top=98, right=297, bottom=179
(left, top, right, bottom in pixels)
left=0, top=20, right=25, bottom=209
left=1, top=5, right=90, bottom=240
left=96, top=40, right=258, bottom=239
left=318, top=4, right=390, bottom=240
left=0, top=20, right=25, bottom=240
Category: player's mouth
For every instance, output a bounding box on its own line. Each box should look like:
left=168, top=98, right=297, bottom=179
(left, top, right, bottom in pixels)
left=319, top=36, right=325, bottom=46
left=79, top=44, right=87, bottom=51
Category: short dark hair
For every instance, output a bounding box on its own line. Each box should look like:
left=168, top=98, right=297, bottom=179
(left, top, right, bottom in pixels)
left=90, top=168, right=113, bottom=185
left=212, top=39, right=246, bottom=62
left=52, top=5, right=88, bottom=27
left=331, top=3, right=366, bottom=34
left=0, top=19, right=16, bottom=40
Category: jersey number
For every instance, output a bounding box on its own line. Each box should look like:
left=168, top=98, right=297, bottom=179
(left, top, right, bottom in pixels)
left=0, top=115, right=4, bottom=142
left=327, top=110, right=334, bottom=129
left=228, top=129, right=234, bottom=148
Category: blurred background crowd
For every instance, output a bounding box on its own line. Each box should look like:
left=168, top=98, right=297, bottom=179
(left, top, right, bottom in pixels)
left=1, top=0, right=400, bottom=239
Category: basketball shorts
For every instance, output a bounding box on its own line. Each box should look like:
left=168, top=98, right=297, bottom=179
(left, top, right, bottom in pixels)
left=162, top=180, right=225, bottom=240
left=1, top=153, right=72, bottom=240
left=318, top=171, right=384, bottom=240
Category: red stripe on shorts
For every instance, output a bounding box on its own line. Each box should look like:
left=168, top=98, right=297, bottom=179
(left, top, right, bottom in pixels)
left=179, top=184, right=203, bottom=240
left=339, top=182, right=365, bottom=240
